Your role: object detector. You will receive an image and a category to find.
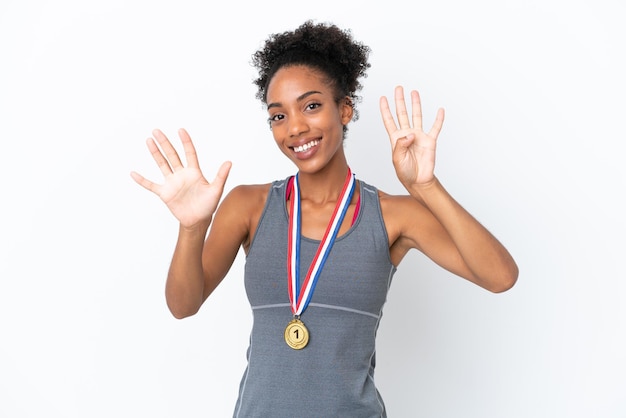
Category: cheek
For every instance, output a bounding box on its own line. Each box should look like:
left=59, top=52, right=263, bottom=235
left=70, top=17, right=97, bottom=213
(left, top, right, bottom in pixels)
left=270, top=126, right=285, bottom=144
left=326, top=114, right=346, bottom=135
left=271, top=128, right=290, bottom=153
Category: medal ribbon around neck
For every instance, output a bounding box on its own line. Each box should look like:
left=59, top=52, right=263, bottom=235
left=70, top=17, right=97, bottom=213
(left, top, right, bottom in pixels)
left=287, top=168, right=356, bottom=317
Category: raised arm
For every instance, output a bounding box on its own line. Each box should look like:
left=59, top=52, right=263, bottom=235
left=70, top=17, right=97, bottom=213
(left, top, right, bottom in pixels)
left=380, top=86, right=518, bottom=292
left=131, top=128, right=235, bottom=317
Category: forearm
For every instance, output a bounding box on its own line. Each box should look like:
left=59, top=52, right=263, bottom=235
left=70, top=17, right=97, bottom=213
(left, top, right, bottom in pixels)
left=165, top=222, right=210, bottom=318
left=408, top=178, right=518, bottom=292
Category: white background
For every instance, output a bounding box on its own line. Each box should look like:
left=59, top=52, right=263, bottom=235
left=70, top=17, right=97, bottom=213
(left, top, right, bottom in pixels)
left=1, top=0, right=624, bottom=417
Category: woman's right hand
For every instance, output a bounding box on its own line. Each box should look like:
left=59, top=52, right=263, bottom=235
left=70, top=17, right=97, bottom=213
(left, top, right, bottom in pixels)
left=130, top=128, right=232, bottom=229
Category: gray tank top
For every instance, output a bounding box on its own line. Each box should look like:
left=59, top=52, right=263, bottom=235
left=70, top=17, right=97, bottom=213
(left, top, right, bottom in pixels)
left=234, top=177, right=396, bottom=418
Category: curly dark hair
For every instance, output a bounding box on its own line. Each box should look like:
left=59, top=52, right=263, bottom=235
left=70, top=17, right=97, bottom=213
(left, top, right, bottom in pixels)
left=251, top=20, right=371, bottom=125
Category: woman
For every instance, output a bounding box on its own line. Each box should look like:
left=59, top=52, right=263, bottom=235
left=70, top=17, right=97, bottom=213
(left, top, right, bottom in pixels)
left=131, top=20, right=518, bottom=418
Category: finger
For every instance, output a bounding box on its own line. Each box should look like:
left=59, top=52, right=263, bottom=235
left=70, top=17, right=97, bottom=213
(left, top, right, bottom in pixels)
left=394, top=86, right=411, bottom=129
left=428, top=108, right=445, bottom=139
left=411, top=90, right=423, bottom=131
left=130, top=170, right=161, bottom=195
left=152, top=129, right=184, bottom=170
left=379, top=96, right=399, bottom=146
left=145, top=137, right=176, bottom=176
left=178, top=128, right=200, bottom=169
left=211, top=161, right=232, bottom=189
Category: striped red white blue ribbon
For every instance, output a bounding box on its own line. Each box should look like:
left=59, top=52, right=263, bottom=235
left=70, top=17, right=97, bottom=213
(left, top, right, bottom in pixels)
left=287, top=168, right=356, bottom=316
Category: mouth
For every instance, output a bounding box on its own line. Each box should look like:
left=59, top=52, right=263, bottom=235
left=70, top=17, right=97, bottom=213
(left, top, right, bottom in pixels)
left=292, top=139, right=320, bottom=153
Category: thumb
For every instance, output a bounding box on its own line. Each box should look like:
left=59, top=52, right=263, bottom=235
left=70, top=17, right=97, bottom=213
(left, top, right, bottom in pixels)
left=394, top=133, right=416, bottom=151
left=212, top=161, right=232, bottom=188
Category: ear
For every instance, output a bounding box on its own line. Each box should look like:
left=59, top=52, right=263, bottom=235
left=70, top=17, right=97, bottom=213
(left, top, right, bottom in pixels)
left=340, top=96, right=354, bottom=125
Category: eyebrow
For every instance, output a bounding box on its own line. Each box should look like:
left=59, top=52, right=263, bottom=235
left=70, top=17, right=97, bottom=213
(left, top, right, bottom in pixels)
left=267, top=90, right=323, bottom=110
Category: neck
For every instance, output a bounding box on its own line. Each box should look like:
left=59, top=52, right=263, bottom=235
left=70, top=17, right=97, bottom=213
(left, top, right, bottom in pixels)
left=296, top=163, right=351, bottom=205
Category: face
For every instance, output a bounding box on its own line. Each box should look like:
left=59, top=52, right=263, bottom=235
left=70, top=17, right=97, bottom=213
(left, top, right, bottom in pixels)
left=265, top=65, right=353, bottom=174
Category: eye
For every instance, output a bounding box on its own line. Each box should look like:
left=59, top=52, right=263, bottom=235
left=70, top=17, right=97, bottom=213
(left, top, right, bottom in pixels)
left=305, top=102, right=321, bottom=111
left=268, top=113, right=285, bottom=125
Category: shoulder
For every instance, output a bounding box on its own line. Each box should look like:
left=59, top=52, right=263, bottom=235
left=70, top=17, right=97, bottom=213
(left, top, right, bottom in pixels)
left=377, top=188, right=424, bottom=213
left=356, top=182, right=424, bottom=219
left=219, top=183, right=273, bottom=216
left=226, top=183, right=272, bottom=201
left=216, top=182, right=276, bottom=251
left=377, top=188, right=436, bottom=251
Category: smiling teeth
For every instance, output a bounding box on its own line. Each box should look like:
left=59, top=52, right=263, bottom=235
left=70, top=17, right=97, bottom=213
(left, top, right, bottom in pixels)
left=294, top=140, right=319, bottom=153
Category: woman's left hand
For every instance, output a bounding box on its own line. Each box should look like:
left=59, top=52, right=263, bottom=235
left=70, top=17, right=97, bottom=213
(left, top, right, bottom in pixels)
left=379, top=86, right=444, bottom=188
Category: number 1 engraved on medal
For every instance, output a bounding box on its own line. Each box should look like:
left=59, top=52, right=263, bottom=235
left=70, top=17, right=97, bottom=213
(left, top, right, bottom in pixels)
left=284, top=318, right=309, bottom=350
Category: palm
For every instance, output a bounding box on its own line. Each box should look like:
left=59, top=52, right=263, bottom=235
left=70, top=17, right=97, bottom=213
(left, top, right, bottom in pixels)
left=157, top=166, right=221, bottom=226
left=379, top=86, right=444, bottom=187
left=131, top=128, right=231, bottom=228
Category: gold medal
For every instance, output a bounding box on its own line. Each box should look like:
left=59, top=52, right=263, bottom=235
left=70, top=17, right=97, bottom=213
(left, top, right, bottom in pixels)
left=284, top=317, right=309, bottom=350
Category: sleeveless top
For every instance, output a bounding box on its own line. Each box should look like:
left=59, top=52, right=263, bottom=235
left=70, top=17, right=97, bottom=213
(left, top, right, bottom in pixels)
left=234, top=177, right=397, bottom=418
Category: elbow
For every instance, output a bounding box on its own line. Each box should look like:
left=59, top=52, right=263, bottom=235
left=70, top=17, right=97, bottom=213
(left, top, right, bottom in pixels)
left=165, top=286, right=204, bottom=319
left=167, top=301, right=200, bottom=320
left=487, top=264, right=519, bottom=293
left=170, top=308, right=198, bottom=320
left=170, top=310, right=195, bottom=320
left=489, top=278, right=517, bottom=293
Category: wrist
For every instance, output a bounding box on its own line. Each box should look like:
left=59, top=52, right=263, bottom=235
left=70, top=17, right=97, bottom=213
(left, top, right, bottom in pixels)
left=179, top=218, right=211, bottom=236
left=405, top=177, right=441, bottom=200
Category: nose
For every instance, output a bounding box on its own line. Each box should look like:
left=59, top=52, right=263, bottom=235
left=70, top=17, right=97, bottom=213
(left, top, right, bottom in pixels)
left=288, top=113, right=309, bottom=137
